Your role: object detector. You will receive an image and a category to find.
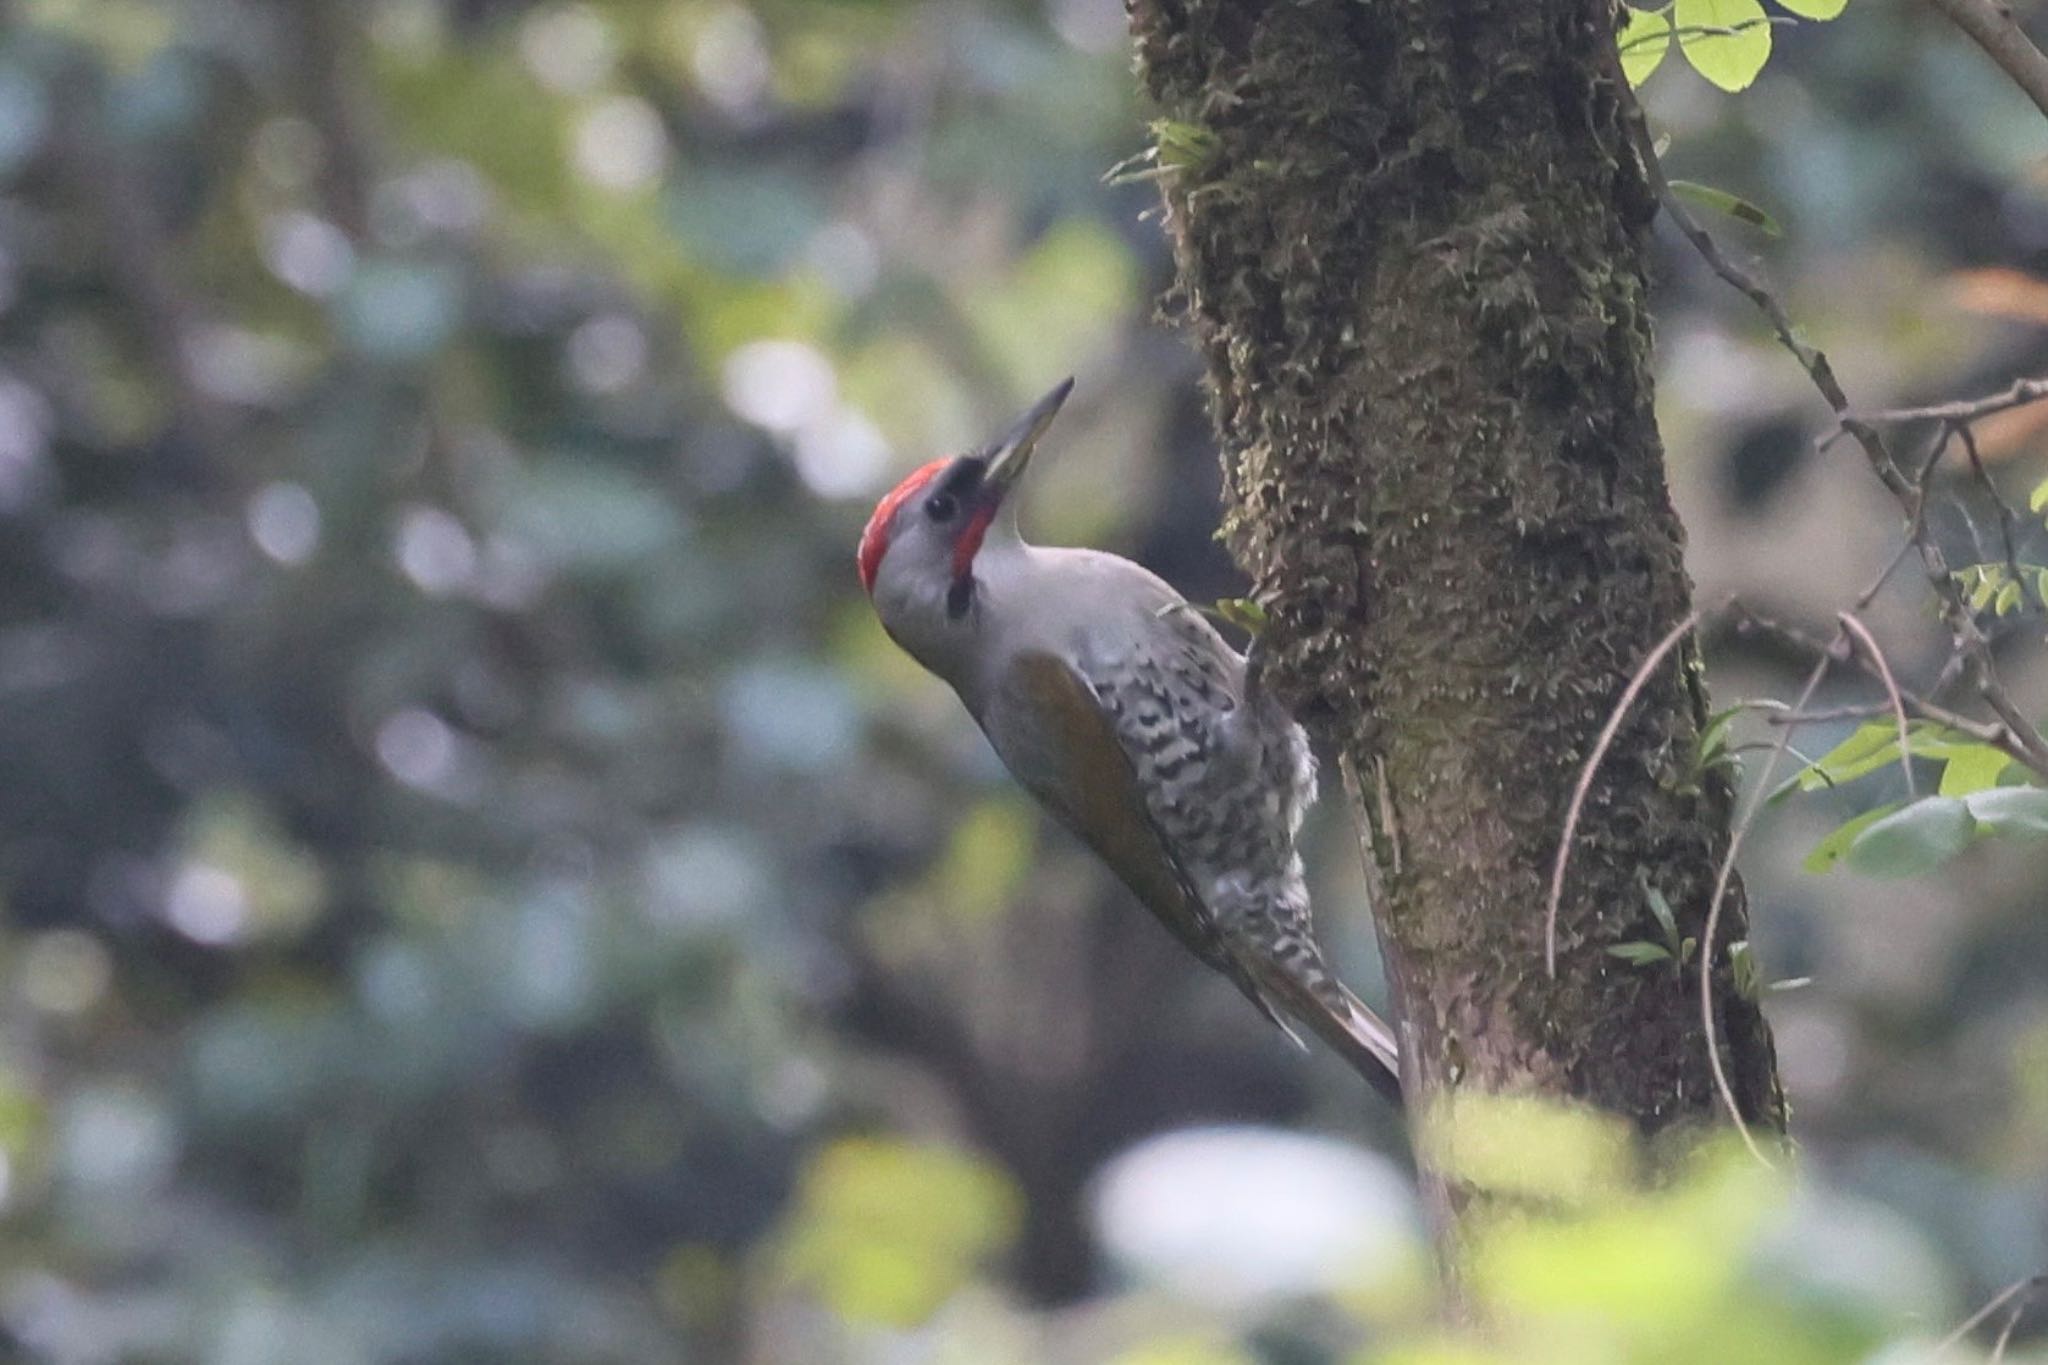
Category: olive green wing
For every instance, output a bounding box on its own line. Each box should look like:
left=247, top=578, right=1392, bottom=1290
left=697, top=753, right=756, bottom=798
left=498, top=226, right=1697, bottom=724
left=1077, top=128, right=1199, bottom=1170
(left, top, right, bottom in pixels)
left=975, top=650, right=1403, bottom=1106
left=975, top=650, right=1236, bottom=977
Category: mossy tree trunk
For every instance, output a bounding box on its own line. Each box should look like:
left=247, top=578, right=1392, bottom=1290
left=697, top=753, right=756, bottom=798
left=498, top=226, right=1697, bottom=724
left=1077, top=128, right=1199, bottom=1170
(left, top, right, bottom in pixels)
left=1128, top=0, right=1786, bottom=1221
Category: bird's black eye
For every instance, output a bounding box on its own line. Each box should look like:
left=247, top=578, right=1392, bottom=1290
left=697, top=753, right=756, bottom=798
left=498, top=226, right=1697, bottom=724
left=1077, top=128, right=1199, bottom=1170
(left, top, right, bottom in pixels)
left=924, top=492, right=958, bottom=522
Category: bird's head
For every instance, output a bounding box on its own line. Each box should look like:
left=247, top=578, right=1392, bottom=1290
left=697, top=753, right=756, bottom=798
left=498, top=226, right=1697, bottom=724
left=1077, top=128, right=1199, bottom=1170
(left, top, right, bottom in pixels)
left=858, top=378, right=1071, bottom=672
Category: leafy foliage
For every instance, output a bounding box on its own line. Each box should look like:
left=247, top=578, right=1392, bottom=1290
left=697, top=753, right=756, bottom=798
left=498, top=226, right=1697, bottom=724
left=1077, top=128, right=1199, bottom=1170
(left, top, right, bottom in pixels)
left=1802, top=800, right=1902, bottom=873
left=1792, top=719, right=2048, bottom=875
left=1105, top=117, right=1219, bottom=186
left=1841, top=796, right=1978, bottom=877
left=775, top=1138, right=1023, bottom=1326
left=1789, top=719, right=1977, bottom=794
left=1956, top=560, right=2044, bottom=617
left=1607, top=875, right=1696, bottom=975
left=1621, top=0, right=1851, bottom=93
left=1675, top=0, right=1777, bottom=93
left=1668, top=180, right=1784, bottom=236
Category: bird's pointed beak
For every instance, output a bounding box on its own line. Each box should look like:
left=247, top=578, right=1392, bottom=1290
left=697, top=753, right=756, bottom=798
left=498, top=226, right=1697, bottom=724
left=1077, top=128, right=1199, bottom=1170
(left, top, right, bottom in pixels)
left=981, top=377, right=1073, bottom=503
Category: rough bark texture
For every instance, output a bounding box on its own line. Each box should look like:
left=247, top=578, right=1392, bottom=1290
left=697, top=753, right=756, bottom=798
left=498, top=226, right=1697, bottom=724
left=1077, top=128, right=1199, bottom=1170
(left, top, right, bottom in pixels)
left=1129, top=0, right=1786, bottom=1153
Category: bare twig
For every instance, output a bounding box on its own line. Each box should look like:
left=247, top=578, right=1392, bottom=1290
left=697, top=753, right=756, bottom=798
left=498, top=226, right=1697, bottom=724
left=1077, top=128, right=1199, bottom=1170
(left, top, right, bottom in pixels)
left=1857, top=373, right=2048, bottom=428
left=1932, top=1273, right=2046, bottom=1357
left=1836, top=612, right=1915, bottom=798
left=1854, top=431, right=1954, bottom=610
left=1919, top=0, right=2048, bottom=126
left=1546, top=610, right=1701, bottom=978
left=1619, top=90, right=2048, bottom=782
left=1698, top=645, right=1833, bottom=1165
left=1981, top=670, right=2048, bottom=772
left=1700, top=590, right=2048, bottom=1149
left=1956, top=423, right=2028, bottom=600
left=1765, top=701, right=1902, bottom=725
left=1733, top=604, right=2047, bottom=774
left=1956, top=489, right=1994, bottom=572
left=1990, top=1290, right=2028, bottom=1363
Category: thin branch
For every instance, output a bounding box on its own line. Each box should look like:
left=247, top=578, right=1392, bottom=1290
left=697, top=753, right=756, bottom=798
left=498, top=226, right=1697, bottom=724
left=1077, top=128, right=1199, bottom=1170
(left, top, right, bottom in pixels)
left=1836, top=611, right=1915, bottom=798
left=1919, top=0, right=2048, bottom=126
left=1957, top=486, right=1995, bottom=577
left=1765, top=701, right=1900, bottom=725
left=1932, top=1273, right=2046, bottom=1357
left=1956, top=423, right=2027, bottom=601
left=1619, top=89, right=2048, bottom=781
left=1698, top=644, right=1833, bottom=1166
left=1545, top=610, right=1700, bottom=978
left=1853, top=431, right=1952, bottom=611
left=1856, top=373, right=2048, bottom=428
left=1982, top=670, right=2048, bottom=773
left=1733, top=604, right=2047, bottom=774
left=1990, top=1290, right=2028, bottom=1363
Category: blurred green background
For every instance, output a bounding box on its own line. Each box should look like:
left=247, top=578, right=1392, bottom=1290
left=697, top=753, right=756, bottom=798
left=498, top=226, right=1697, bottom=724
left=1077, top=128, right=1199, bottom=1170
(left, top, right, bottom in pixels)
left=0, top=0, right=2046, bottom=1360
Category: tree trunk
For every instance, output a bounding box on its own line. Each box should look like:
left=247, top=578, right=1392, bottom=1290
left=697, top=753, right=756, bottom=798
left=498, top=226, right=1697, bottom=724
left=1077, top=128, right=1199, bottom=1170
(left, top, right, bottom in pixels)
left=1128, top=0, right=1787, bottom=1221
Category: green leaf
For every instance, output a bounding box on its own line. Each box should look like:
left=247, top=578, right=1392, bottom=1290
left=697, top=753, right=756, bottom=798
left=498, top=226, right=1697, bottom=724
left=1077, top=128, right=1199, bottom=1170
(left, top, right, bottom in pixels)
left=1997, top=579, right=2025, bottom=616
left=1694, top=703, right=1743, bottom=772
left=1795, top=719, right=1972, bottom=792
left=2030, top=475, right=2048, bottom=514
left=1939, top=744, right=2012, bottom=798
left=1674, top=0, right=1772, bottom=91
left=1804, top=801, right=1901, bottom=873
left=1845, top=797, right=1977, bottom=878
left=778, top=1138, right=1023, bottom=1327
left=1607, top=941, right=1674, bottom=966
left=1213, top=597, right=1268, bottom=633
left=1618, top=5, right=1674, bottom=86
left=1963, top=785, right=2048, bottom=836
left=1643, top=881, right=1679, bottom=950
left=1795, top=720, right=1899, bottom=791
left=1774, top=0, right=1847, bottom=15
left=1729, top=939, right=1760, bottom=1002
left=1150, top=118, right=1217, bottom=172
left=1667, top=180, right=1783, bottom=236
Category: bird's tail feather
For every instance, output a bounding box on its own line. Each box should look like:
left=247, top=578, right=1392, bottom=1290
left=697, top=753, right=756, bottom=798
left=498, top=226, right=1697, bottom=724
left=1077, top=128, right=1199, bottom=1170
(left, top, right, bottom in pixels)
left=1237, top=953, right=1404, bottom=1108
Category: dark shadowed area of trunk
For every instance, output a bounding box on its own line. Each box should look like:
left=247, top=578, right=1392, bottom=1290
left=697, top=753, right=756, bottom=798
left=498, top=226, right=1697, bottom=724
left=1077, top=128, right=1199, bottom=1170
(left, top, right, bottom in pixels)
left=1128, top=0, right=1787, bottom=1186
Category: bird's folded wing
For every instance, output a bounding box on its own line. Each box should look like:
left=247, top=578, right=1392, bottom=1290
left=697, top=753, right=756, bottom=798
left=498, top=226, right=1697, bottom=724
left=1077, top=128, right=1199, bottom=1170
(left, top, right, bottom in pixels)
left=976, top=650, right=1223, bottom=966
left=979, top=652, right=1404, bottom=1104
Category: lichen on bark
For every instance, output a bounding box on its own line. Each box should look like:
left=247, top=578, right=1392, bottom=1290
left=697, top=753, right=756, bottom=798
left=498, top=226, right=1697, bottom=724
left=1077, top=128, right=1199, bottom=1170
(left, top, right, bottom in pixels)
left=1129, top=0, right=1785, bottom=1140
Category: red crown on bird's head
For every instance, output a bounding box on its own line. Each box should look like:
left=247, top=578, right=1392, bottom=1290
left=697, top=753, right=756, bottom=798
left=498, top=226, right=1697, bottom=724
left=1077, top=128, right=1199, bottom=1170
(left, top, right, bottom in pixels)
left=857, top=459, right=948, bottom=593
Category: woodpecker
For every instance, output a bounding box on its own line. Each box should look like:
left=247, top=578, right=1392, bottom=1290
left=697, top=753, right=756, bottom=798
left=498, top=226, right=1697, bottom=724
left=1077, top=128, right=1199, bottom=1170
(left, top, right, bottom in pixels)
left=858, top=379, right=1402, bottom=1105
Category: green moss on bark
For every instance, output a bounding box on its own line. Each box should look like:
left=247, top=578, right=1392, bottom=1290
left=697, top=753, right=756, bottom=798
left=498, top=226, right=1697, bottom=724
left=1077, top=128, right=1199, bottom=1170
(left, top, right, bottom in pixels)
left=1132, top=0, right=1784, bottom=1133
